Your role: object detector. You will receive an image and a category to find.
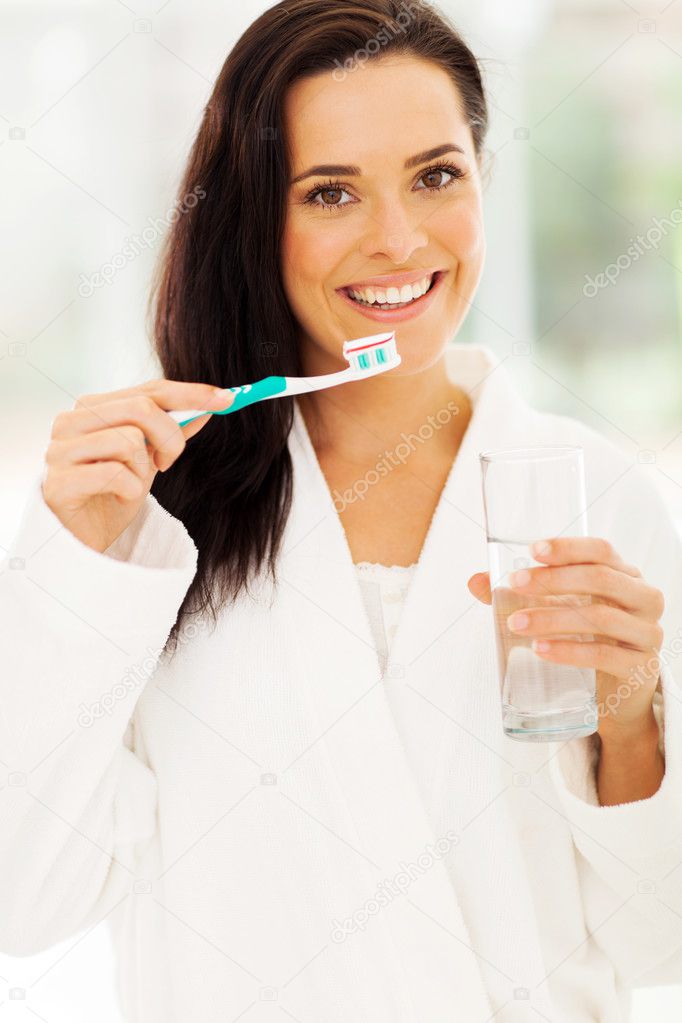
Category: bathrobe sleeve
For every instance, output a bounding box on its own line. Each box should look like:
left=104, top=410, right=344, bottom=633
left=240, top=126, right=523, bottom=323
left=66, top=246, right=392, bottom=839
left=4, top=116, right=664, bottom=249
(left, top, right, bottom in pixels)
left=0, top=472, right=198, bottom=956
left=548, top=465, right=682, bottom=986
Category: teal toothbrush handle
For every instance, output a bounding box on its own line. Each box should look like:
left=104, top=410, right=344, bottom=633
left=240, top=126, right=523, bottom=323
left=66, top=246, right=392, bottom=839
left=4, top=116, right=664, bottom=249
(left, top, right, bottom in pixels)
left=217, top=376, right=288, bottom=414
left=169, top=376, right=288, bottom=428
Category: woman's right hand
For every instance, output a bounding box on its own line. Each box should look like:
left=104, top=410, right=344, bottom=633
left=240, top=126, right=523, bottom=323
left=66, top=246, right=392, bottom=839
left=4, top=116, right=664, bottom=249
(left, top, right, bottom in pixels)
left=42, top=379, right=236, bottom=554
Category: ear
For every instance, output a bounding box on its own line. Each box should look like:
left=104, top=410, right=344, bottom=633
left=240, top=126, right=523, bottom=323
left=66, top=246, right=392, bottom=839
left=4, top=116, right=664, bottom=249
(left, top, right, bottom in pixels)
left=467, top=571, right=492, bottom=605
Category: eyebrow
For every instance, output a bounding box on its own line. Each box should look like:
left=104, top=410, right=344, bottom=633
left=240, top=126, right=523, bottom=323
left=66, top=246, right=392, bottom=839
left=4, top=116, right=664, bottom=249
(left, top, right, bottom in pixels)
left=290, top=143, right=466, bottom=185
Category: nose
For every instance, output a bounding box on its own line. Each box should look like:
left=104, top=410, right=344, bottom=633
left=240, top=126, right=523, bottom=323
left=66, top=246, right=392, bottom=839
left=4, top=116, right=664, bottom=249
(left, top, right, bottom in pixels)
left=357, top=196, right=429, bottom=265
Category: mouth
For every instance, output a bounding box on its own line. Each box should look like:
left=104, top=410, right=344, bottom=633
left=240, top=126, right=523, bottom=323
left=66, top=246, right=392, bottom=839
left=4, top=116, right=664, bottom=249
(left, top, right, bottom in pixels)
left=335, top=270, right=447, bottom=321
left=338, top=270, right=444, bottom=311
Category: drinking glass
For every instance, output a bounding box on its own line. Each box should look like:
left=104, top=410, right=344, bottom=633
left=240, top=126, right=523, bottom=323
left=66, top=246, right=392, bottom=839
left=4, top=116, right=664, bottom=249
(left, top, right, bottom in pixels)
left=479, top=446, right=598, bottom=743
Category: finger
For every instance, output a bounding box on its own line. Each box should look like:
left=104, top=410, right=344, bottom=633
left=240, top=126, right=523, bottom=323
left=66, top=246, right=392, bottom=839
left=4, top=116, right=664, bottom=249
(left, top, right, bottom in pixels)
left=467, top=572, right=492, bottom=604
left=506, top=602, right=663, bottom=651
left=47, top=425, right=153, bottom=480
left=508, top=562, right=659, bottom=616
left=492, top=584, right=584, bottom=610
left=45, top=461, right=147, bottom=506
left=56, top=392, right=231, bottom=467
left=179, top=411, right=213, bottom=441
left=528, top=536, right=642, bottom=578
left=72, top=378, right=234, bottom=413
left=531, top=637, right=660, bottom=679
left=52, top=395, right=195, bottom=471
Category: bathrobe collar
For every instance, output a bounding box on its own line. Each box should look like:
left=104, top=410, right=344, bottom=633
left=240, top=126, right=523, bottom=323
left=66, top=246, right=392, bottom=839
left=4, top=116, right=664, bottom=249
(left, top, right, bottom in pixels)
left=286, top=342, right=531, bottom=680
left=275, top=343, right=553, bottom=1018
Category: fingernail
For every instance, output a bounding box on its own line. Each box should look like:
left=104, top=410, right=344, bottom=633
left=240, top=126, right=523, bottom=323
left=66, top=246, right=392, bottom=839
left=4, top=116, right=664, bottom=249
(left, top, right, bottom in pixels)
left=210, top=387, right=236, bottom=405
left=533, top=640, right=552, bottom=653
left=509, top=569, right=531, bottom=587
left=531, top=540, right=552, bottom=557
left=507, top=612, right=529, bottom=631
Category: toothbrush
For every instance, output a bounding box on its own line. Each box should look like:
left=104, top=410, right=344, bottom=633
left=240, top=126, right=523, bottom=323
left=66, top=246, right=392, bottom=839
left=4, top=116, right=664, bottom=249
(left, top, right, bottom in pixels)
left=167, top=331, right=400, bottom=428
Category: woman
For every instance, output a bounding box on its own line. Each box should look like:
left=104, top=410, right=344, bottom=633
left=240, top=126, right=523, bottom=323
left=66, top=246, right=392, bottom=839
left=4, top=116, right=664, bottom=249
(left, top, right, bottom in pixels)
left=2, top=1, right=682, bottom=1020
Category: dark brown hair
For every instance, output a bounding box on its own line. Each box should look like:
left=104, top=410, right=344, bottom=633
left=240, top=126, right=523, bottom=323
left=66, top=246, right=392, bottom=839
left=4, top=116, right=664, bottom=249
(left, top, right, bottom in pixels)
left=149, top=0, right=489, bottom=654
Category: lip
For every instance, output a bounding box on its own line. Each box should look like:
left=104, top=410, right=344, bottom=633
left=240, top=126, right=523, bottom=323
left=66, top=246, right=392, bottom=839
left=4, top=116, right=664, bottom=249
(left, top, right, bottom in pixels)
left=339, top=267, right=442, bottom=291
left=336, top=270, right=447, bottom=323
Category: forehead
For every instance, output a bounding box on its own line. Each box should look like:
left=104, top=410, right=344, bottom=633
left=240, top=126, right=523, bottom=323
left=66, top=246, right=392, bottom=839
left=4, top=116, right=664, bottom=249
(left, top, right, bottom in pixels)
left=283, top=56, right=473, bottom=171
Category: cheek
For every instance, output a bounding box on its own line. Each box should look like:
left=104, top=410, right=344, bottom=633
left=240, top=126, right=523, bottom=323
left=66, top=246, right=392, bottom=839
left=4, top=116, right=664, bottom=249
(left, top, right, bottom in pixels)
left=281, top=215, right=346, bottom=295
left=437, top=202, right=485, bottom=263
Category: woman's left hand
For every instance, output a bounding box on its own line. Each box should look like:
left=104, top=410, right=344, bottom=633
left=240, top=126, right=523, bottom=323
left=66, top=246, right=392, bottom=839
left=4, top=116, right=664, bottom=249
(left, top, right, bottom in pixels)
left=467, top=536, right=665, bottom=740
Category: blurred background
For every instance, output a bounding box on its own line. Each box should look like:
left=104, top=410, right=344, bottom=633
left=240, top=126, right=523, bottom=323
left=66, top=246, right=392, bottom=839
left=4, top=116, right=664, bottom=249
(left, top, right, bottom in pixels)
left=1, top=0, right=681, bottom=1019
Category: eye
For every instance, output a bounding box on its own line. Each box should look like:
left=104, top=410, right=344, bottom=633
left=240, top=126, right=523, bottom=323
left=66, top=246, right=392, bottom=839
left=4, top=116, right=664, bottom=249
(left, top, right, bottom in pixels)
left=302, top=179, right=354, bottom=213
left=301, top=161, right=466, bottom=214
left=414, top=163, right=465, bottom=193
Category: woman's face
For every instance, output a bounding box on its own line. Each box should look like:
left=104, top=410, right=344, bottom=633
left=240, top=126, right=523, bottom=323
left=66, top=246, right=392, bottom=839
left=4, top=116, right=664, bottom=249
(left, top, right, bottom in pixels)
left=281, top=55, right=486, bottom=377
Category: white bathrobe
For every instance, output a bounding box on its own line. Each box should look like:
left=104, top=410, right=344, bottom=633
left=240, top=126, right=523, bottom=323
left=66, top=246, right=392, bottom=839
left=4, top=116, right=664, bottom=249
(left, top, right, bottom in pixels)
left=2, top=343, right=682, bottom=1022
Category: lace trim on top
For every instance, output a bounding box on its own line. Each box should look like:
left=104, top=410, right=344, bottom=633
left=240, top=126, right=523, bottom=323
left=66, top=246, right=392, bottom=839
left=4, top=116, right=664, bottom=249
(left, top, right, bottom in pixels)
left=354, top=561, right=417, bottom=573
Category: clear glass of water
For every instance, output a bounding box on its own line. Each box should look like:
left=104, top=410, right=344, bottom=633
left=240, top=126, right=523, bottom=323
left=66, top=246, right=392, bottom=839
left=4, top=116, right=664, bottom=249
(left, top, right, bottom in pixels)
left=479, top=446, right=598, bottom=743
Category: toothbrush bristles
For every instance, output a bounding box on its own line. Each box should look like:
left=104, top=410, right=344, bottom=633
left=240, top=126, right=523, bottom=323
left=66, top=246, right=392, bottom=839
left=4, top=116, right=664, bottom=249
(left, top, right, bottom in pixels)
left=342, top=332, right=399, bottom=375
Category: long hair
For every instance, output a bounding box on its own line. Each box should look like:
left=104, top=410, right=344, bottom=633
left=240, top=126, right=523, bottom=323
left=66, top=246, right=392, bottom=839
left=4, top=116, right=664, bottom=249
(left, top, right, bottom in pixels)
left=149, top=0, right=489, bottom=654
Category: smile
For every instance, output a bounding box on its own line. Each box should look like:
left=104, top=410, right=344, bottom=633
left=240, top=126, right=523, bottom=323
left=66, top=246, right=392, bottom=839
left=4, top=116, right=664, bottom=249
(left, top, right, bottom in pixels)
left=336, top=271, right=447, bottom=323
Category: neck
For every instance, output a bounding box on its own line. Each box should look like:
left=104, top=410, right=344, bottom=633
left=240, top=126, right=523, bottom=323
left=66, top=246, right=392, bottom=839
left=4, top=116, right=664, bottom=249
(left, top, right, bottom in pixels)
left=296, top=349, right=472, bottom=467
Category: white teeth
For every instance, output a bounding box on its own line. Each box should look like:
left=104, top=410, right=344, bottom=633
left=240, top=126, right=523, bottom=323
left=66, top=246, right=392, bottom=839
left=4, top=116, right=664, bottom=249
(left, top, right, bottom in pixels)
left=348, top=273, right=434, bottom=306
